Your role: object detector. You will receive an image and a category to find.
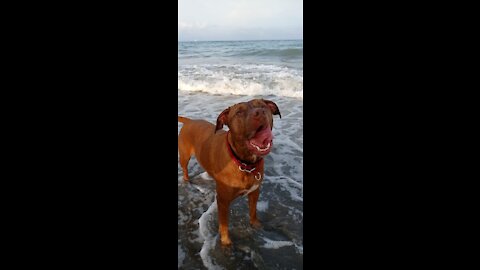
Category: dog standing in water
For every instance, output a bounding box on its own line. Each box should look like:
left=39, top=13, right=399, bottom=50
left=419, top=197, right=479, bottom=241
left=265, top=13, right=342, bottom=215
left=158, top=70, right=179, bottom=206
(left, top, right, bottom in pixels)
left=178, top=99, right=281, bottom=246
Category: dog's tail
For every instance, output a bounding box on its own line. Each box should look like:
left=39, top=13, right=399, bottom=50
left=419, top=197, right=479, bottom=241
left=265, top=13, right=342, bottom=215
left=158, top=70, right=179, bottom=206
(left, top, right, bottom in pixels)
left=178, top=116, right=191, bottom=124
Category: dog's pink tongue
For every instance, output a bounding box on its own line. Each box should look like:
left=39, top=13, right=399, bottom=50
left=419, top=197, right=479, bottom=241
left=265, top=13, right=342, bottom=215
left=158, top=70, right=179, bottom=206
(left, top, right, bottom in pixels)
left=251, top=127, right=273, bottom=146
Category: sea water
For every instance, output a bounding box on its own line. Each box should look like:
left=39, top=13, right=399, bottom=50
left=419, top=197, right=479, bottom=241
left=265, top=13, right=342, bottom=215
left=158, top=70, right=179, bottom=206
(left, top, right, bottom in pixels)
left=178, top=40, right=303, bottom=269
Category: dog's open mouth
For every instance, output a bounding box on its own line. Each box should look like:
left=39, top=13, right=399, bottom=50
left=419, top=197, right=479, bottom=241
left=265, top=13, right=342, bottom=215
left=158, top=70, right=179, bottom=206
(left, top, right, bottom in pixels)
left=247, top=125, right=273, bottom=155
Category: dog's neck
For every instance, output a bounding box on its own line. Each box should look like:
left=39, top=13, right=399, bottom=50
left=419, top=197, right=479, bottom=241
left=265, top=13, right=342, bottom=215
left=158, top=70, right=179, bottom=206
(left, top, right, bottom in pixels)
left=226, top=131, right=262, bottom=167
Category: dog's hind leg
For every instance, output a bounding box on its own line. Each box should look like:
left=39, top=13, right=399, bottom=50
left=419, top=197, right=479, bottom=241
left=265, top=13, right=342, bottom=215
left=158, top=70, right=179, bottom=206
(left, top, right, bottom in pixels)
left=178, top=135, right=193, bottom=181
left=179, top=156, right=190, bottom=181
left=178, top=149, right=191, bottom=181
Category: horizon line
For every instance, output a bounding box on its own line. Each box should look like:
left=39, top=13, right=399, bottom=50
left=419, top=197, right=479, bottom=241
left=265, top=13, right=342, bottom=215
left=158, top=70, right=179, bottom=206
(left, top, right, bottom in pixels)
left=178, top=38, right=303, bottom=42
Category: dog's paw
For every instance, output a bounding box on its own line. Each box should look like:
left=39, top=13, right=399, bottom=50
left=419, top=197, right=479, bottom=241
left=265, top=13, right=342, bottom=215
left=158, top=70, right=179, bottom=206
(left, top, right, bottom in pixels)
left=220, top=241, right=234, bottom=255
left=220, top=236, right=232, bottom=246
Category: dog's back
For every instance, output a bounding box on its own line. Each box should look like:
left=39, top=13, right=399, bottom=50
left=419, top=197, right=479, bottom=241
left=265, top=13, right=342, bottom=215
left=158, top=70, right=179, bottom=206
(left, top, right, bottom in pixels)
left=178, top=116, right=219, bottom=145
left=178, top=116, right=225, bottom=178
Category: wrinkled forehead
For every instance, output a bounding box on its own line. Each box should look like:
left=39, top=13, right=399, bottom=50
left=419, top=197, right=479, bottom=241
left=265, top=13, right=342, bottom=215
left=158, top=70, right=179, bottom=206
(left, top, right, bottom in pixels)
left=231, top=99, right=266, bottom=110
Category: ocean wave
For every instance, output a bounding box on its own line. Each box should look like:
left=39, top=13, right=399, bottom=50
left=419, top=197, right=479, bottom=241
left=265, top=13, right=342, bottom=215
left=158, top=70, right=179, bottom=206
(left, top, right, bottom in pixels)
left=232, top=48, right=303, bottom=58
left=178, top=64, right=303, bottom=99
left=178, top=40, right=303, bottom=62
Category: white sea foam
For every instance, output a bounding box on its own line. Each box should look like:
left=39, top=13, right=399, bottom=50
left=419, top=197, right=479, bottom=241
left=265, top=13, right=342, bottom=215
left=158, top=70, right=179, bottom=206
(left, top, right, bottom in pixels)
left=261, top=237, right=295, bottom=249
left=198, top=198, right=223, bottom=270
left=256, top=201, right=269, bottom=212
left=267, top=176, right=303, bottom=202
left=200, top=171, right=214, bottom=180
left=194, top=184, right=208, bottom=194
left=294, top=243, right=304, bottom=255
left=178, top=64, right=303, bottom=99
left=178, top=244, right=185, bottom=268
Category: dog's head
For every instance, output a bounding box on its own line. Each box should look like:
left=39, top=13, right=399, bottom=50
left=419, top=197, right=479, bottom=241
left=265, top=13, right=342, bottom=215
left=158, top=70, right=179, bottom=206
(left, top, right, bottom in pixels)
left=215, top=99, right=281, bottom=157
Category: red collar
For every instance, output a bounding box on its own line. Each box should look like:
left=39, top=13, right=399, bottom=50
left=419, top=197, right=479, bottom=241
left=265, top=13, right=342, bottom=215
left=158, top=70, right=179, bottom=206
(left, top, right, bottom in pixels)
left=226, top=131, right=263, bottom=173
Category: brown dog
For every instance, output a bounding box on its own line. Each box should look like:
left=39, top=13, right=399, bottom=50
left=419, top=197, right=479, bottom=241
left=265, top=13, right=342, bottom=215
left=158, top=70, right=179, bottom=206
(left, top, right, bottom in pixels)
left=178, top=99, right=281, bottom=246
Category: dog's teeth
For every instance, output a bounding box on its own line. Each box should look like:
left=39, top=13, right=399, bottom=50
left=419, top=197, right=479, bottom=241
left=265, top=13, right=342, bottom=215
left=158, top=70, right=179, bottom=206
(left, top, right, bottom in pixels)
left=260, top=143, right=271, bottom=151
left=251, top=142, right=271, bottom=152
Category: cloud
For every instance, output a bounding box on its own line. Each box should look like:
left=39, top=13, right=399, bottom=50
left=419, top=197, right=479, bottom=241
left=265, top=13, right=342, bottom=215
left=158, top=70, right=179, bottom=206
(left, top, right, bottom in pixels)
left=178, top=0, right=302, bottom=41
left=178, top=21, right=207, bottom=30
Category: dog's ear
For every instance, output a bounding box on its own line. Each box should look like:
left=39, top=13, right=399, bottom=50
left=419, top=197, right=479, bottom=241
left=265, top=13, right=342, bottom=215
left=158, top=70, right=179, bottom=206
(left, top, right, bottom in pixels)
left=215, top=107, right=230, bottom=133
left=263, top=99, right=281, bottom=119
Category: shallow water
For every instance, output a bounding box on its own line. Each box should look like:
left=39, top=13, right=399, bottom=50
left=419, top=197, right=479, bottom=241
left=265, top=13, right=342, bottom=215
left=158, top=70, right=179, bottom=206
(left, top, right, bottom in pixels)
left=178, top=91, right=303, bottom=269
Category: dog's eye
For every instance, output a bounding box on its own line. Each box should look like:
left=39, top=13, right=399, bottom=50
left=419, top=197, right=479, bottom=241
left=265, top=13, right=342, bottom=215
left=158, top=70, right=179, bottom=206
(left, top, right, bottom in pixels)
left=236, top=110, right=244, bottom=116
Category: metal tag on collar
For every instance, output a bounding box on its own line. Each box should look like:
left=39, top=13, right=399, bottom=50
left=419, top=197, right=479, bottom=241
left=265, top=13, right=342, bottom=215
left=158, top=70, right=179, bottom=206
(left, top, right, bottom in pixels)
left=239, top=163, right=256, bottom=173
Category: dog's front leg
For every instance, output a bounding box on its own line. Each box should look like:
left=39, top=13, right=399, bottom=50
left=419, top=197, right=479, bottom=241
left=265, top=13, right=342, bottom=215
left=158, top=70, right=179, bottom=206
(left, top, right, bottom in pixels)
left=248, top=188, right=262, bottom=229
left=216, top=193, right=233, bottom=246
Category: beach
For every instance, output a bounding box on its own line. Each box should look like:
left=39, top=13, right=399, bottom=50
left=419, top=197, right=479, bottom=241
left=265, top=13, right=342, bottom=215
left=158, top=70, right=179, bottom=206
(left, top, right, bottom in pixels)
left=178, top=40, right=303, bottom=269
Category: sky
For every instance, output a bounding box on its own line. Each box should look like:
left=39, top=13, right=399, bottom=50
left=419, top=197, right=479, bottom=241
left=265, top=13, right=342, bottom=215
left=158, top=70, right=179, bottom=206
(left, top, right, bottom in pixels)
left=178, top=0, right=303, bottom=41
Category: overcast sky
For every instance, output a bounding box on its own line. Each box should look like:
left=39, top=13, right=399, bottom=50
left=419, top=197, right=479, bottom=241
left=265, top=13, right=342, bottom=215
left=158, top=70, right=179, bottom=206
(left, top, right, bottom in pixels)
left=178, top=0, right=303, bottom=41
